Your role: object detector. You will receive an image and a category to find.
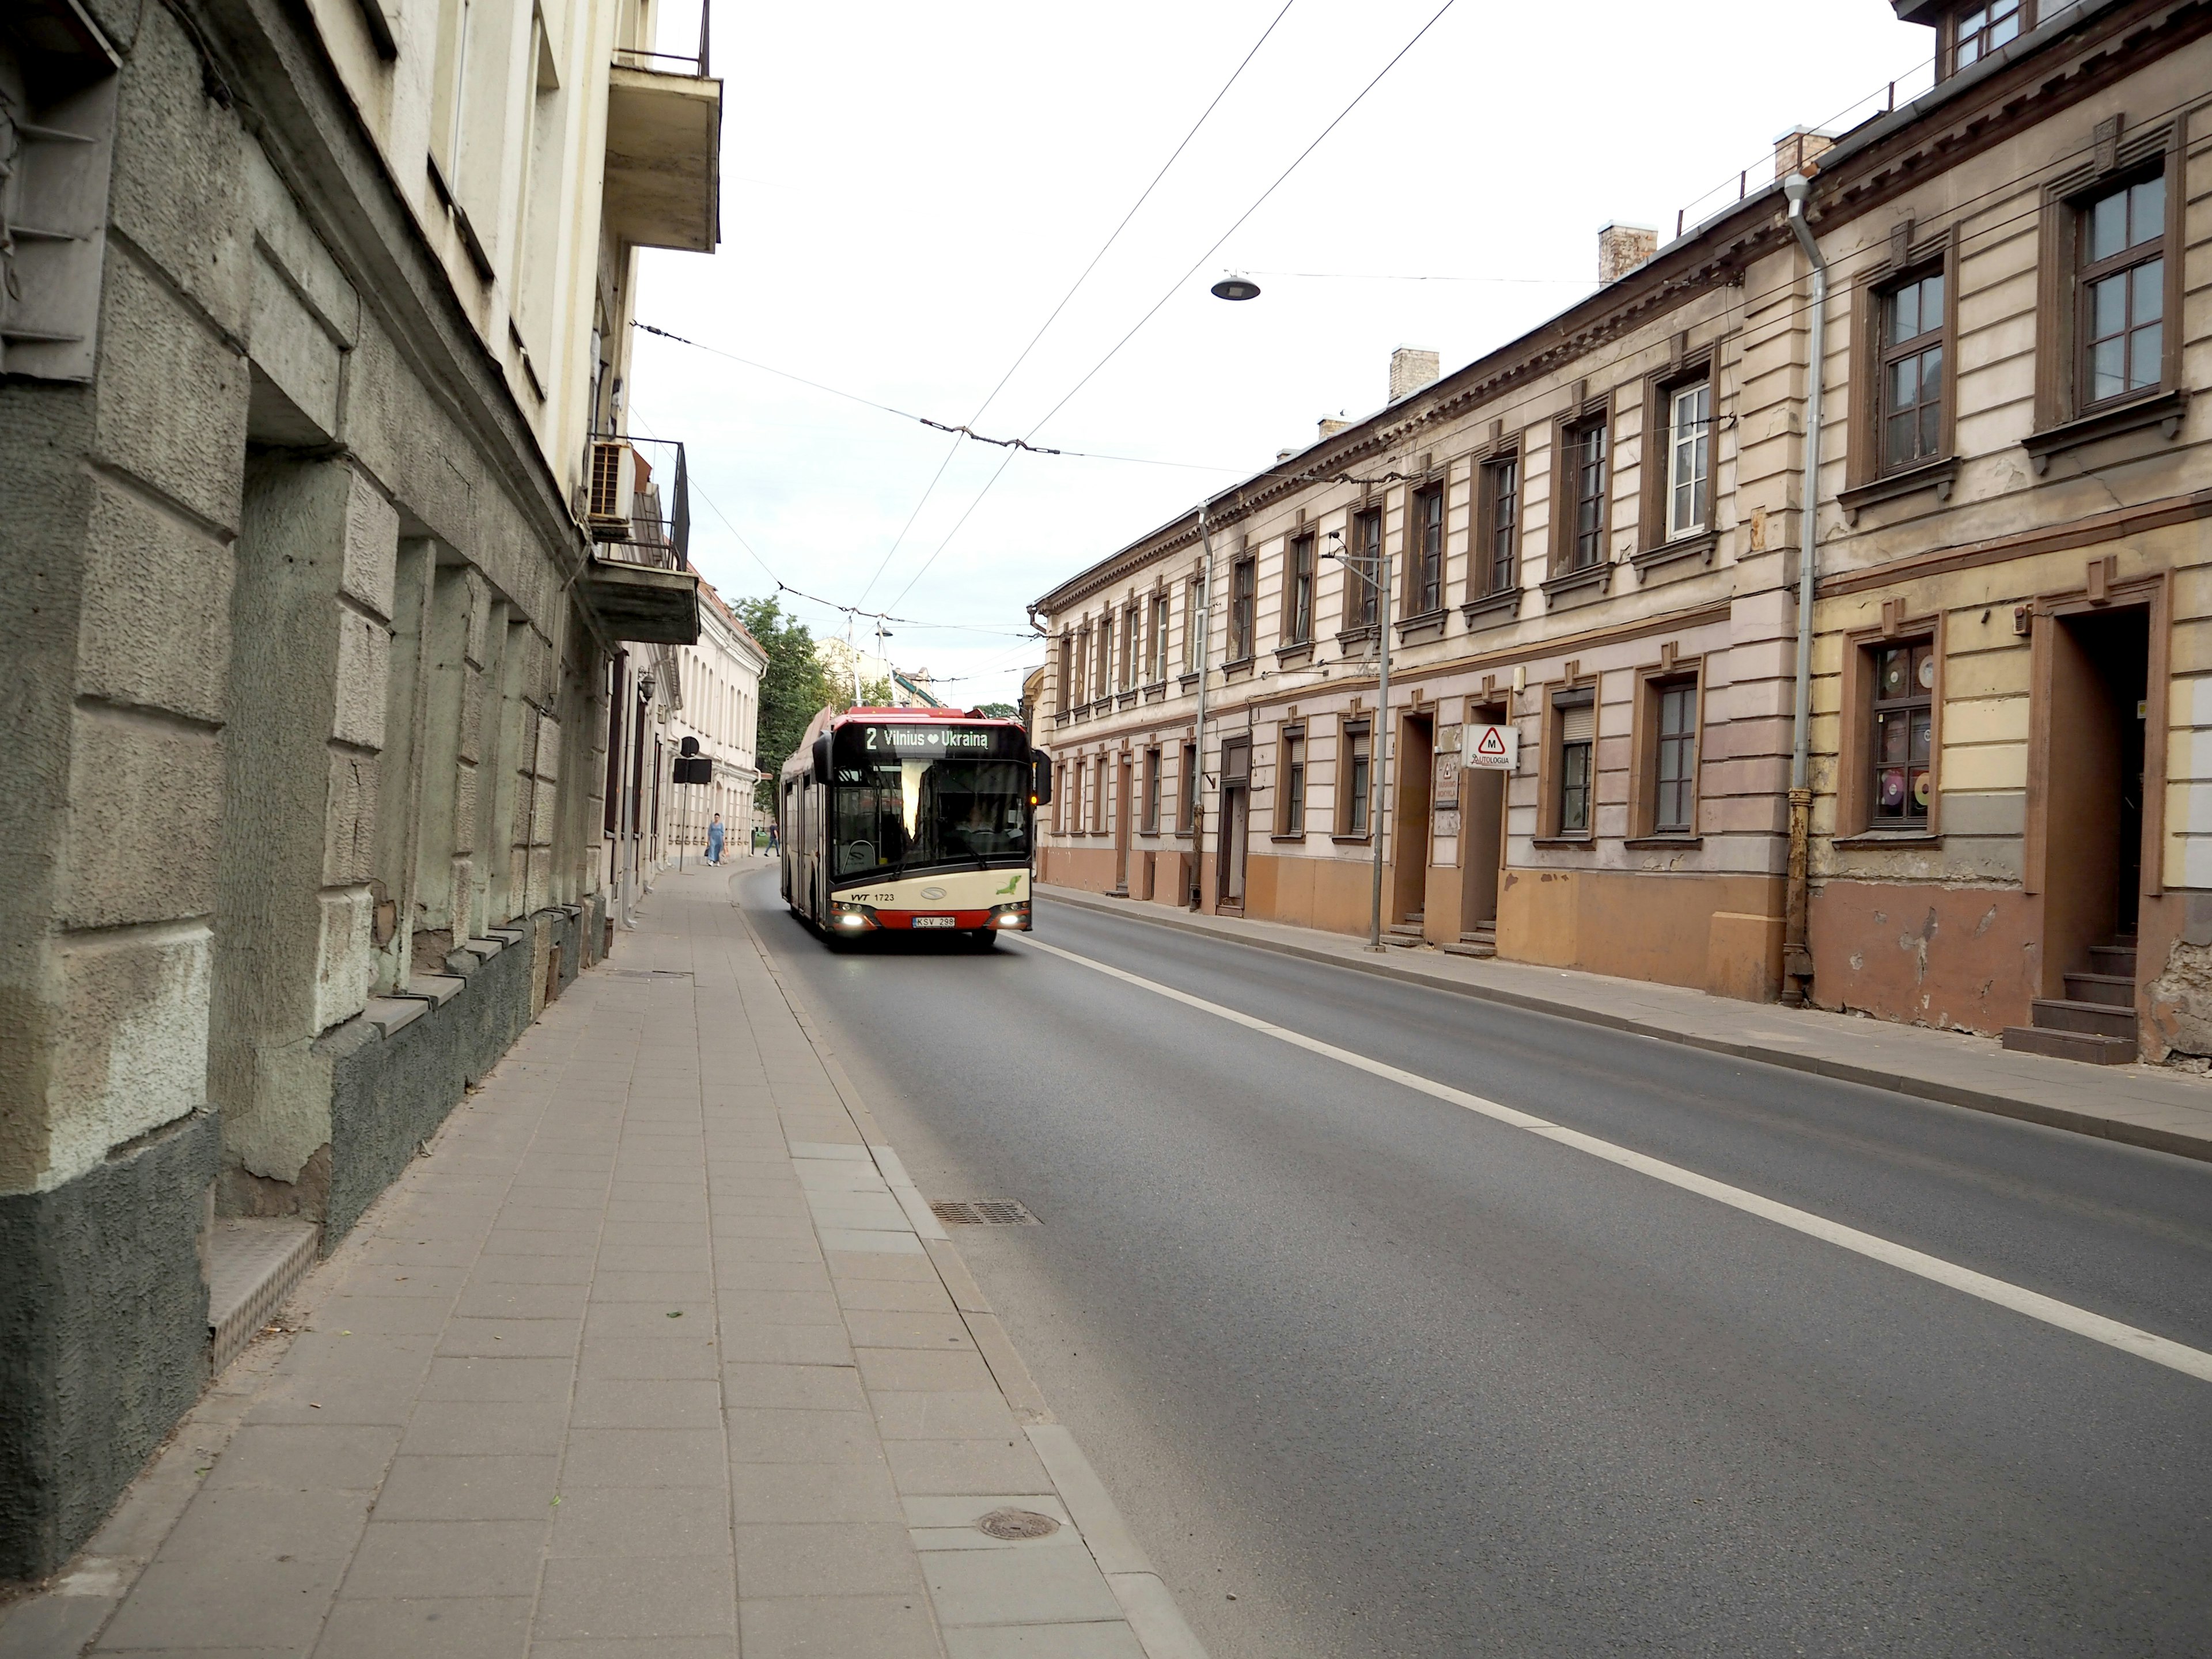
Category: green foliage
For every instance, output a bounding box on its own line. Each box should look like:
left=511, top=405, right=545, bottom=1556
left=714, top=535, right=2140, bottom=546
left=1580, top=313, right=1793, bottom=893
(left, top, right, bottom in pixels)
left=974, top=702, right=1017, bottom=719
left=732, top=596, right=836, bottom=809
left=857, top=676, right=895, bottom=707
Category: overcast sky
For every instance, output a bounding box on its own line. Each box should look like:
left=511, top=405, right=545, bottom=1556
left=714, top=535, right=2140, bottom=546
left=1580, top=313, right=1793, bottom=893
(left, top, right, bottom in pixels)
left=627, top=0, right=1932, bottom=709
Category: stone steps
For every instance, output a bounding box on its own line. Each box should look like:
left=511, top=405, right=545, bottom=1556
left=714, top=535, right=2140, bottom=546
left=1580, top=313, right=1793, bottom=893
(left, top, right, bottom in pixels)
left=206, top=1219, right=319, bottom=1378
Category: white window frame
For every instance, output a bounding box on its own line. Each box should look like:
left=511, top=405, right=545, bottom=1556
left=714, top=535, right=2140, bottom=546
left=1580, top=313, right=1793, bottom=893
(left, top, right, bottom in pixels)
left=1666, top=381, right=1711, bottom=539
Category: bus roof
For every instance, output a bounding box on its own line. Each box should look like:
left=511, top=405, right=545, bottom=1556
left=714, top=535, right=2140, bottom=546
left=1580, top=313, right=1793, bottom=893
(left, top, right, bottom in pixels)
left=833, top=706, right=1017, bottom=725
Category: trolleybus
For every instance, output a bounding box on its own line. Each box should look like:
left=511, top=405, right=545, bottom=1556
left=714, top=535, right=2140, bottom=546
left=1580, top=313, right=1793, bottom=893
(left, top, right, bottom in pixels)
left=778, top=705, right=1051, bottom=947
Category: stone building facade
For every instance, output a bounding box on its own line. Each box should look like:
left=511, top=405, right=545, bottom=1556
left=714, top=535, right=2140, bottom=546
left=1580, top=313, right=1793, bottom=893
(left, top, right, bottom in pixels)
left=0, top=0, right=715, bottom=1579
left=661, top=581, right=768, bottom=850
left=1033, top=0, right=2211, bottom=1062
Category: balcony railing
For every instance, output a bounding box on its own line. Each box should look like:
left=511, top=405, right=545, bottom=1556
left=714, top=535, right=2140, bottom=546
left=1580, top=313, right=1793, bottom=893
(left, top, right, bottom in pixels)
left=614, top=1, right=707, bottom=78
left=587, top=433, right=690, bottom=572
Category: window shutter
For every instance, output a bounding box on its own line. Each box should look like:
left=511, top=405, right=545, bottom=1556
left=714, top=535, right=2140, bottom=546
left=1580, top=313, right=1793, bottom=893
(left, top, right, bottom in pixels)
left=1560, top=703, right=1596, bottom=745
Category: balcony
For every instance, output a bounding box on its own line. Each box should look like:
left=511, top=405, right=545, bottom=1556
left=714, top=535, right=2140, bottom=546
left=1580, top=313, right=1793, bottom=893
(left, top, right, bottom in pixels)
left=578, top=434, right=699, bottom=645
left=603, top=22, right=721, bottom=255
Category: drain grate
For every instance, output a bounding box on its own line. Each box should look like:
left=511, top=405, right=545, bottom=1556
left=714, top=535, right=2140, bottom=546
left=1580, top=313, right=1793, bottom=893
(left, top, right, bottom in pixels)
left=977, top=1507, right=1059, bottom=1540
left=930, top=1199, right=1039, bottom=1227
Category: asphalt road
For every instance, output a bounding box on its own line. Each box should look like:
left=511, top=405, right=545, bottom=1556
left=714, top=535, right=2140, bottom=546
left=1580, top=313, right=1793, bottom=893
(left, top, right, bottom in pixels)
left=732, top=867, right=2212, bottom=1658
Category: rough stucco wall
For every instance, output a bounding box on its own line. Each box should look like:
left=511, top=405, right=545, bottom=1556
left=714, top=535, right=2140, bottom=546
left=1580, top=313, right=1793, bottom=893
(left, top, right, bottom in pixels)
left=1806, top=881, right=2041, bottom=1035
left=0, top=1111, right=215, bottom=1581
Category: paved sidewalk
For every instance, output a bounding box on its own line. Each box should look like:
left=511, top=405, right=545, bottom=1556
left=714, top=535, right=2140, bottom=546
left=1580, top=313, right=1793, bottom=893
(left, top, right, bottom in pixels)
left=1038, top=883, right=2212, bottom=1164
left=7, top=867, right=1199, bottom=1658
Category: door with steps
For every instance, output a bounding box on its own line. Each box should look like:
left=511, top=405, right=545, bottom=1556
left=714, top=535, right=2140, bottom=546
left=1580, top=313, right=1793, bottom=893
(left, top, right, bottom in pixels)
left=2002, top=939, right=2138, bottom=1064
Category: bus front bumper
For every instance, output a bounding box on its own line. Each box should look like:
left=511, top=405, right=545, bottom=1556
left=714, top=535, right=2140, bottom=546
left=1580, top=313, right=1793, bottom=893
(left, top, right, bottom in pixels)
left=830, top=901, right=1031, bottom=933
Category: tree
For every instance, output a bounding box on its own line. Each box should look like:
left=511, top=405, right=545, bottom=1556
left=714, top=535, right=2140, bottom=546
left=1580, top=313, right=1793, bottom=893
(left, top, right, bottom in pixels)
left=733, top=596, right=836, bottom=810
left=975, top=702, right=1017, bottom=718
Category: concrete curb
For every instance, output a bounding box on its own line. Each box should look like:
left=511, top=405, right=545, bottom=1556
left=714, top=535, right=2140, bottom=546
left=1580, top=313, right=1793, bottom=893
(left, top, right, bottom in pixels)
left=1036, top=885, right=2212, bottom=1168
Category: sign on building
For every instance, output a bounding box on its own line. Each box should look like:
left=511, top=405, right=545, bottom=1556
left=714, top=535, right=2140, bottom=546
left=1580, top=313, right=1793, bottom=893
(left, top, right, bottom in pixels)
left=1464, top=722, right=1517, bottom=770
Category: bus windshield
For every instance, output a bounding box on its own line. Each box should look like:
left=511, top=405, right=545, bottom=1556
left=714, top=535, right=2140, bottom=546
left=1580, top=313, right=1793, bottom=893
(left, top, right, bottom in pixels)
left=831, top=756, right=1031, bottom=878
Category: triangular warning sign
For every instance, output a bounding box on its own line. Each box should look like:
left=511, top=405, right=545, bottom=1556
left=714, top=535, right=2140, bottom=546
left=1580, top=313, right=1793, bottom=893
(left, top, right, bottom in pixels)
left=1474, top=726, right=1508, bottom=758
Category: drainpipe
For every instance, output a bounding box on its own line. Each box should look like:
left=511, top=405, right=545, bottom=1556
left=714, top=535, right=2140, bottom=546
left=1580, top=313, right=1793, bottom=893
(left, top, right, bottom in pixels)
left=1189, top=498, right=1214, bottom=908
left=1781, top=167, right=1827, bottom=1006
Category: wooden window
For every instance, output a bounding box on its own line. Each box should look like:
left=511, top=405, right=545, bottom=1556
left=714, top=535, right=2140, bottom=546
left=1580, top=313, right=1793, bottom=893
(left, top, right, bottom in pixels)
left=1880, top=270, right=1947, bottom=471
left=1346, top=507, right=1382, bottom=630
left=1665, top=382, right=1711, bottom=537
left=1949, top=0, right=2025, bottom=73
left=1277, top=727, right=1306, bottom=836
left=1286, top=533, right=1316, bottom=644
left=1094, top=616, right=1113, bottom=700
left=1476, top=453, right=1518, bottom=595
left=1229, top=556, right=1256, bottom=662
left=1558, top=699, right=1594, bottom=834
left=1179, top=741, right=1198, bottom=831
left=1183, top=579, right=1202, bottom=674
left=1149, top=593, right=1169, bottom=681
left=1142, top=746, right=1161, bottom=832
left=1563, top=418, right=1608, bottom=571
left=1339, top=719, right=1372, bottom=837
left=2078, top=174, right=2165, bottom=410
left=1653, top=681, right=1696, bottom=833
left=1869, top=639, right=1934, bottom=826
left=1074, top=629, right=1090, bottom=706
left=1410, top=484, right=1444, bottom=615
left=1119, top=604, right=1138, bottom=690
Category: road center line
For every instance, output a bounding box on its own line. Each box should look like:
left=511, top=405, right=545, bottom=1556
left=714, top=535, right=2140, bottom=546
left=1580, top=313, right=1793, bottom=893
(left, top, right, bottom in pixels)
left=1014, top=934, right=2212, bottom=1386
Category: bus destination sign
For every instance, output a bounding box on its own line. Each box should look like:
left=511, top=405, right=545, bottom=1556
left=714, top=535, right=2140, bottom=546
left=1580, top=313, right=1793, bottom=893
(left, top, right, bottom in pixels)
left=850, top=724, right=1022, bottom=758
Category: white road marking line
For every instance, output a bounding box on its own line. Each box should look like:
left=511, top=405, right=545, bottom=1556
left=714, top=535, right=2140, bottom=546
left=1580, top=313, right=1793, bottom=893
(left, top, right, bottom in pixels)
left=1015, top=934, right=2212, bottom=1385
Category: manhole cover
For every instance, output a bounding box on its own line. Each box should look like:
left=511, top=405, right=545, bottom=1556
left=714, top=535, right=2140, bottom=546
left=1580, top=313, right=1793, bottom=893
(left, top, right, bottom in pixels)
left=977, top=1508, right=1059, bottom=1540
left=930, top=1200, right=1038, bottom=1226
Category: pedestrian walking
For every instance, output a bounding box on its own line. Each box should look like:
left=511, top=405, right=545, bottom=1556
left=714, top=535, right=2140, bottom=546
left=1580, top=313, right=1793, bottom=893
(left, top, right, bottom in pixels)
left=705, top=813, right=725, bottom=865
left=767, top=822, right=779, bottom=854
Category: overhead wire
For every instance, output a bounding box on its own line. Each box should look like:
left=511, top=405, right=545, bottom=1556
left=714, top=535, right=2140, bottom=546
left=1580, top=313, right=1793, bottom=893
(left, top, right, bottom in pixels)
left=881, top=0, right=1463, bottom=613
left=852, top=0, right=1303, bottom=609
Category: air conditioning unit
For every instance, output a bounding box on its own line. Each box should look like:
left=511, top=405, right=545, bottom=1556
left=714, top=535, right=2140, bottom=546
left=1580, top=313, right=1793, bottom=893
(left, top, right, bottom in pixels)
left=587, top=439, right=636, bottom=540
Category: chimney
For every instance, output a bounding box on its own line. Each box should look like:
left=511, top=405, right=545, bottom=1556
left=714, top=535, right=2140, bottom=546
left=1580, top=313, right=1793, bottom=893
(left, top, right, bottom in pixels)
left=1774, top=127, right=1835, bottom=180
left=1598, top=223, right=1658, bottom=285
left=1318, top=416, right=1351, bottom=440
left=1388, top=346, right=1440, bottom=403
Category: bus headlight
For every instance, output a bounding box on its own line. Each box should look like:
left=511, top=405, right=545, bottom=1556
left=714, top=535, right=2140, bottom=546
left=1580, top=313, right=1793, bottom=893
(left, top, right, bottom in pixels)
left=831, top=901, right=877, bottom=930
left=988, top=902, right=1030, bottom=930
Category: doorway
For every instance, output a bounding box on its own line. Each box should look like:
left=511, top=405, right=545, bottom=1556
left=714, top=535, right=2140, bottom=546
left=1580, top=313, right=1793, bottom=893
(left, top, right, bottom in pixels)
left=1460, top=701, right=1508, bottom=938
left=1112, top=752, right=1131, bottom=896
left=1218, top=737, right=1250, bottom=912
left=1392, top=713, right=1434, bottom=927
left=2042, top=604, right=2149, bottom=986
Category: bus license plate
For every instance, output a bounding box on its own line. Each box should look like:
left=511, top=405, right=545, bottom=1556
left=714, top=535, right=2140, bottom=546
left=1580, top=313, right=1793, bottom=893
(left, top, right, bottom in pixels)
left=912, top=915, right=956, bottom=929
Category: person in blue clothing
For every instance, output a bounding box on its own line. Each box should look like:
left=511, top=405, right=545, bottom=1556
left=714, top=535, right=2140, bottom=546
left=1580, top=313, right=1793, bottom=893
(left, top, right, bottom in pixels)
left=704, top=813, right=725, bottom=865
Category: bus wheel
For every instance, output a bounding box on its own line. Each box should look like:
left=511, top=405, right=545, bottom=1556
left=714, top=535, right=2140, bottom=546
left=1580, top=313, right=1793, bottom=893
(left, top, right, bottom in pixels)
left=964, top=930, right=998, bottom=951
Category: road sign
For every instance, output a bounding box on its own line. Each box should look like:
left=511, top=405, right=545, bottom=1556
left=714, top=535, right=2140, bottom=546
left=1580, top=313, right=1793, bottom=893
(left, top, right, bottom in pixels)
left=673, top=756, right=713, bottom=784
left=1465, top=723, right=1517, bottom=770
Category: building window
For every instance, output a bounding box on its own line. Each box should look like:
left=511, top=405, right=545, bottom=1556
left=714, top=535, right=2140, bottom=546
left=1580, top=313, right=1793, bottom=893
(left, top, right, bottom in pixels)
left=1870, top=639, right=1934, bottom=825
left=1479, top=454, right=1518, bottom=594
left=1666, top=382, right=1711, bottom=536
left=1091, top=756, right=1106, bottom=832
left=1074, top=630, right=1090, bottom=707
left=1952, top=0, right=2025, bottom=71
left=1179, top=741, right=1198, bottom=831
left=1287, top=533, right=1315, bottom=644
left=1229, top=556, right=1256, bottom=662
left=1411, top=484, right=1444, bottom=614
left=1653, top=681, right=1696, bottom=834
left=1881, top=270, right=1946, bottom=469
left=1184, top=580, right=1202, bottom=675
left=1556, top=695, right=1595, bottom=835
left=1349, top=508, right=1382, bottom=629
left=1094, top=617, right=1113, bottom=700
left=1150, top=594, right=1169, bottom=681
left=1120, top=604, right=1139, bottom=690
left=1142, top=746, right=1161, bottom=831
left=2079, top=173, right=2165, bottom=408
left=1279, top=729, right=1306, bottom=835
left=1566, top=419, right=1608, bottom=570
left=1342, top=721, right=1372, bottom=836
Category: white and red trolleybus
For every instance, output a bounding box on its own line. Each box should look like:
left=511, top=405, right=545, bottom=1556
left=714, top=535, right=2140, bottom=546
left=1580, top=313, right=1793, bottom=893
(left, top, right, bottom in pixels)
left=778, top=706, right=1052, bottom=948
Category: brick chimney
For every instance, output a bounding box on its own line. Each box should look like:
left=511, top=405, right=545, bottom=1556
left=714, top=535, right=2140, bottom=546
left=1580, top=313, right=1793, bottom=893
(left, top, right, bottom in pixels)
left=1774, top=127, right=1835, bottom=180
left=1388, top=346, right=1440, bottom=403
left=1598, top=223, right=1657, bottom=285
left=1318, top=416, right=1351, bottom=440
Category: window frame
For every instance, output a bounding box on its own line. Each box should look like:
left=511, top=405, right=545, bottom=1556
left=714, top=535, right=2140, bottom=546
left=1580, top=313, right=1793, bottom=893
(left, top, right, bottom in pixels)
left=2033, top=128, right=2184, bottom=440
left=1843, top=225, right=1962, bottom=503
left=1638, top=355, right=1719, bottom=556
left=1472, top=446, right=1521, bottom=601
left=1944, top=0, right=2028, bottom=77
left=1178, top=740, right=1198, bottom=834
left=1552, top=412, right=1611, bottom=576
left=1149, top=592, right=1170, bottom=683
left=1343, top=505, right=1384, bottom=633
left=1228, top=554, right=1257, bottom=664
left=1285, top=531, right=1316, bottom=645
left=1834, top=616, right=1945, bottom=842
left=1878, top=268, right=1949, bottom=474
left=1407, top=480, right=1446, bottom=618
left=1628, top=663, right=1704, bottom=842
left=1336, top=717, right=1373, bottom=840
left=1275, top=724, right=1307, bottom=838
left=1183, top=577, right=1203, bottom=676
left=1535, top=676, right=1600, bottom=844
left=1142, top=745, right=1161, bottom=832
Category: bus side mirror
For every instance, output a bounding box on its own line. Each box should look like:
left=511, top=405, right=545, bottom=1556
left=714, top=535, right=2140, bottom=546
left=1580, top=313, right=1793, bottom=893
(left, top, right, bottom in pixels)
left=811, top=734, right=831, bottom=785
left=1031, top=752, right=1053, bottom=806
